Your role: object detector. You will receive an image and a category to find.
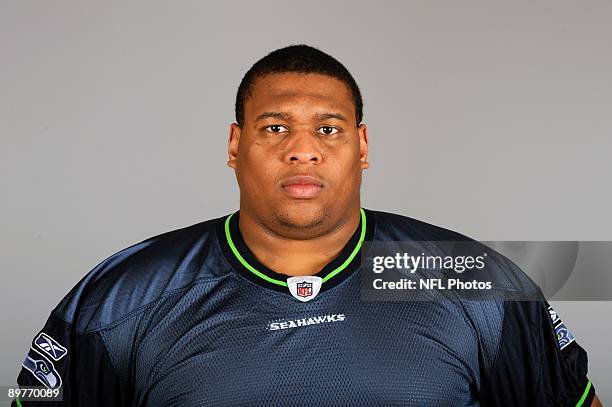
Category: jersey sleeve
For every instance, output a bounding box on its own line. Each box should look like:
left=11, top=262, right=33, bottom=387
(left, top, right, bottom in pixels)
left=11, top=311, right=127, bottom=406
left=480, top=292, right=596, bottom=406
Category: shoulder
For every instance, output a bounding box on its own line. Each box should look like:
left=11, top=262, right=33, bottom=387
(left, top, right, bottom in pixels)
left=369, top=208, right=540, bottom=295
left=53, top=214, right=231, bottom=333
left=369, top=209, right=475, bottom=242
left=368, top=209, right=551, bottom=373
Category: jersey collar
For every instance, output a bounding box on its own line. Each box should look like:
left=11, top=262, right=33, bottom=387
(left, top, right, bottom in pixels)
left=216, top=208, right=375, bottom=295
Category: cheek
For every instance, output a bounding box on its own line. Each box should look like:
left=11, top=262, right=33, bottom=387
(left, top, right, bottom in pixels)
left=330, top=146, right=362, bottom=177
left=325, top=155, right=363, bottom=198
left=237, top=148, right=279, bottom=191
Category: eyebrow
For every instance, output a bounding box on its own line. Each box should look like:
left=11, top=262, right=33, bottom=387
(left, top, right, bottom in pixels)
left=253, top=111, right=348, bottom=123
left=314, top=112, right=348, bottom=122
left=254, top=112, right=291, bottom=123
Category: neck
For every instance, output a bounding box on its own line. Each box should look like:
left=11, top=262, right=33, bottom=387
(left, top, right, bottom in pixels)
left=238, top=206, right=362, bottom=277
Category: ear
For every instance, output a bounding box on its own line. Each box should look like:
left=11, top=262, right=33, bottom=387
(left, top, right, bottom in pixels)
left=227, top=123, right=241, bottom=169
left=358, top=123, right=369, bottom=170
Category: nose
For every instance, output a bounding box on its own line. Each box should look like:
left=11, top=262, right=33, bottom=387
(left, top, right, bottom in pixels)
left=282, top=129, right=322, bottom=164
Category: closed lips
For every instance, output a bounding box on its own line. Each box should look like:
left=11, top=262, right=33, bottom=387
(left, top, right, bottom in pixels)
left=281, top=175, right=324, bottom=187
left=281, top=176, right=324, bottom=198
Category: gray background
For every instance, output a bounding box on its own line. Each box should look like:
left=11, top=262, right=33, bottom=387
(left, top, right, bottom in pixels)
left=1, top=0, right=610, bottom=404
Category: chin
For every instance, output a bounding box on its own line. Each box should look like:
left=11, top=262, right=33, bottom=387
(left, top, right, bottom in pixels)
left=274, top=202, right=328, bottom=230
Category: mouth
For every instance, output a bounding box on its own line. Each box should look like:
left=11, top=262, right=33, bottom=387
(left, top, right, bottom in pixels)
left=280, top=175, right=324, bottom=199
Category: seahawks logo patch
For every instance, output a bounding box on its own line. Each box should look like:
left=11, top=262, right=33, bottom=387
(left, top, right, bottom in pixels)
left=547, top=305, right=576, bottom=350
left=22, top=348, right=62, bottom=389
left=555, top=322, right=575, bottom=350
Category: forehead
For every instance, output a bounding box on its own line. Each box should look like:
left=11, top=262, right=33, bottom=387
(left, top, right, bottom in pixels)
left=244, top=73, right=355, bottom=121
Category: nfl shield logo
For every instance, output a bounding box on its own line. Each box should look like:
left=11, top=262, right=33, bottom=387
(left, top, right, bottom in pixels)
left=287, top=276, right=322, bottom=302
left=296, top=281, right=313, bottom=298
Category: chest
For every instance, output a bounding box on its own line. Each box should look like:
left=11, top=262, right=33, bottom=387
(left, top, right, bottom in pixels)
left=135, top=300, right=481, bottom=406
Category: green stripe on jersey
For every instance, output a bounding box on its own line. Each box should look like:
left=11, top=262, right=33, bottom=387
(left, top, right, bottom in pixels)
left=224, top=208, right=367, bottom=286
left=575, top=380, right=592, bottom=407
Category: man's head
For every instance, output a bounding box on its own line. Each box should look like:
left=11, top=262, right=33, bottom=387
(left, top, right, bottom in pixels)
left=235, top=45, right=363, bottom=127
left=227, top=45, right=368, bottom=239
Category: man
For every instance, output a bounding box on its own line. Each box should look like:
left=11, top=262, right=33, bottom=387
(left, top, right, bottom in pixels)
left=13, top=45, right=601, bottom=406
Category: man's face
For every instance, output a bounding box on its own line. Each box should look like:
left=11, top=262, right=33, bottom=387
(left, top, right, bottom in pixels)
left=228, top=72, right=368, bottom=237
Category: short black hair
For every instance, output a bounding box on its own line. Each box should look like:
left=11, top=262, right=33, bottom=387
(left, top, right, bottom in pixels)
left=235, top=44, right=363, bottom=126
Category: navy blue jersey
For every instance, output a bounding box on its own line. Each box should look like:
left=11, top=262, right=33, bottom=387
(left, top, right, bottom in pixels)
left=13, top=208, right=595, bottom=406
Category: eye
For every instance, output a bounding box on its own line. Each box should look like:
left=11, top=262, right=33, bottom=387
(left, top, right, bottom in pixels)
left=317, top=126, right=339, bottom=135
left=265, top=125, right=289, bottom=133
